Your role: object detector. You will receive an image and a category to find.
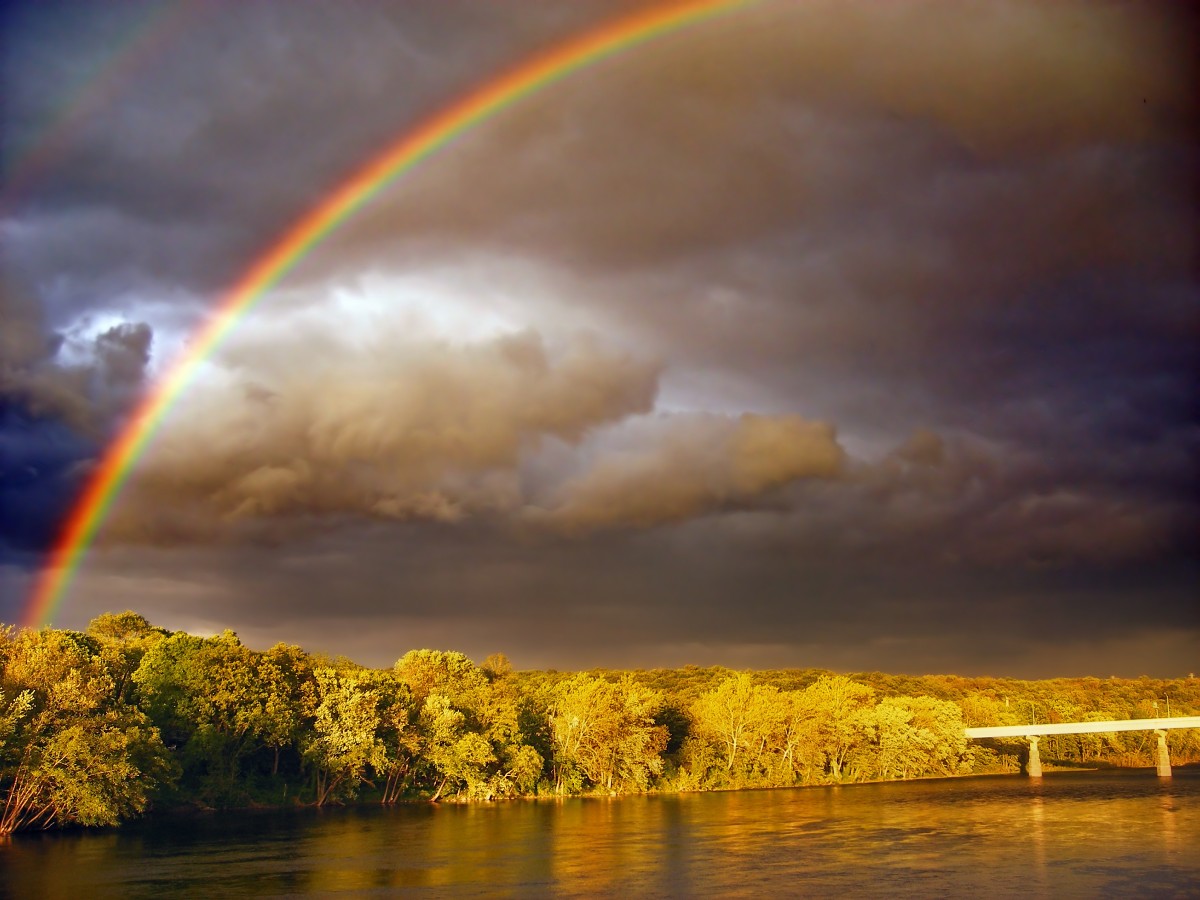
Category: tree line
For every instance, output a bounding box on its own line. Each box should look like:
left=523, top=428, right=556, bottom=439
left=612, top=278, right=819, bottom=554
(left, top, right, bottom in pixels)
left=2, top=612, right=1197, bottom=835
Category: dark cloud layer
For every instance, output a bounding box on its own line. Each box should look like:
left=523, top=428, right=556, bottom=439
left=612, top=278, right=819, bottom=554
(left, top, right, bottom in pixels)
left=1, top=1, right=1196, bottom=675
left=0, top=288, right=152, bottom=560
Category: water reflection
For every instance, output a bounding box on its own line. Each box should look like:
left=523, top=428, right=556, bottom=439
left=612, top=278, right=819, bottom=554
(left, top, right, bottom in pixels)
left=1160, top=792, right=1178, bottom=855
left=2, top=772, right=1198, bottom=898
left=1027, top=792, right=1046, bottom=889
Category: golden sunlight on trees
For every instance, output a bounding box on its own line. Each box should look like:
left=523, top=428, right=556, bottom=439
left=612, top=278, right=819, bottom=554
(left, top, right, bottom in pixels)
left=688, top=673, right=782, bottom=784
left=861, top=696, right=971, bottom=780
left=396, top=649, right=543, bottom=801
left=0, top=626, right=173, bottom=835
left=549, top=674, right=667, bottom=794
left=304, top=668, right=390, bottom=806
left=2, top=613, right=1198, bottom=834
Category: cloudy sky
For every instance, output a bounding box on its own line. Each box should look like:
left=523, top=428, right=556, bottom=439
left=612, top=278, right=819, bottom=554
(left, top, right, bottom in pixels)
left=2, top=0, right=1196, bottom=676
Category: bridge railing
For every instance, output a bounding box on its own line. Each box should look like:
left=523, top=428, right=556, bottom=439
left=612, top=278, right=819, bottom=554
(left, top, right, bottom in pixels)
left=964, top=715, right=1200, bottom=739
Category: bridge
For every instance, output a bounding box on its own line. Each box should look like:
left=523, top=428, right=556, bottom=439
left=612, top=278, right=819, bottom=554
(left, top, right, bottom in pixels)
left=964, top=716, right=1200, bottom=777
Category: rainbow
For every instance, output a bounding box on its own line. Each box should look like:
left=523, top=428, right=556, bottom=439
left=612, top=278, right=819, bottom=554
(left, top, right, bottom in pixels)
left=23, top=0, right=759, bottom=628
left=3, top=1, right=205, bottom=206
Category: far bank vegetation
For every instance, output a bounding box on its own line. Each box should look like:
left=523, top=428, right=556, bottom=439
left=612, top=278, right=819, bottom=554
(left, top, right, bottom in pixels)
left=2, top=612, right=1198, bottom=835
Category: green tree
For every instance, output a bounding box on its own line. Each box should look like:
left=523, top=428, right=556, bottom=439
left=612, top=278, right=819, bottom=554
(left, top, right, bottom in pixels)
left=303, top=668, right=388, bottom=806
left=133, top=630, right=274, bottom=804
left=0, top=627, right=173, bottom=835
left=85, top=611, right=169, bottom=705
left=374, top=673, right=417, bottom=804
left=255, top=643, right=316, bottom=777
left=398, top=650, right=543, bottom=800
left=416, top=693, right=494, bottom=801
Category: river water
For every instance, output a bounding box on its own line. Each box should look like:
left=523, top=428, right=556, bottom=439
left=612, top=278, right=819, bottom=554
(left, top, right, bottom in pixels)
left=3, top=771, right=1198, bottom=898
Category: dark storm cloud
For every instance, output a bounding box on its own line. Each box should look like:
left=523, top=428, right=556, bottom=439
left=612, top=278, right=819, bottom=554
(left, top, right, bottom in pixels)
left=315, top=0, right=1192, bottom=269
left=1, top=0, right=641, bottom=566
left=304, top=0, right=1196, bottom=505
left=2, top=1, right=650, bottom=311
left=58, top=520, right=1197, bottom=677
left=0, top=288, right=151, bottom=444
left=2, top=1, right=1195, bottom=675
left=0, top=289, right=152, bottom=588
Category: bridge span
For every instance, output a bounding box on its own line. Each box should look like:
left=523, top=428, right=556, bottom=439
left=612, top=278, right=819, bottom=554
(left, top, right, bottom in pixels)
left=964, top=716, right=1200, bottom=778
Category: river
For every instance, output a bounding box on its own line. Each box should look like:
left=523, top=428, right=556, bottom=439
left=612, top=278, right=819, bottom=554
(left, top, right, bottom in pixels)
left=3, top=771, right=1198, bottom=898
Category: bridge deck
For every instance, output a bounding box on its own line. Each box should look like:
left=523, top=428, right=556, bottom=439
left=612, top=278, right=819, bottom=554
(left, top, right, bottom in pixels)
left=965, top=716, right=1200, bottom=739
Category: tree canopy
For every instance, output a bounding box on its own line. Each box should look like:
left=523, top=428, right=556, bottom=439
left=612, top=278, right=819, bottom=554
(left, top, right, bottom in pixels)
left=1, top=612, right=1197, bottom=835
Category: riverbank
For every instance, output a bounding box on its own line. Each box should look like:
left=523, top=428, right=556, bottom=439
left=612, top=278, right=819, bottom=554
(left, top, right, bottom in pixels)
left=5, top=616, right=1197, bottom=837
left=139, top=762, right=1195, bottom=822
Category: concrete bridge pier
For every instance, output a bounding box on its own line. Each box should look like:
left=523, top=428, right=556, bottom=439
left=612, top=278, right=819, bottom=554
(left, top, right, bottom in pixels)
left=1027, top=736, right=1042, bottom=778
left=1155, top=730, right=1171, bottom=777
